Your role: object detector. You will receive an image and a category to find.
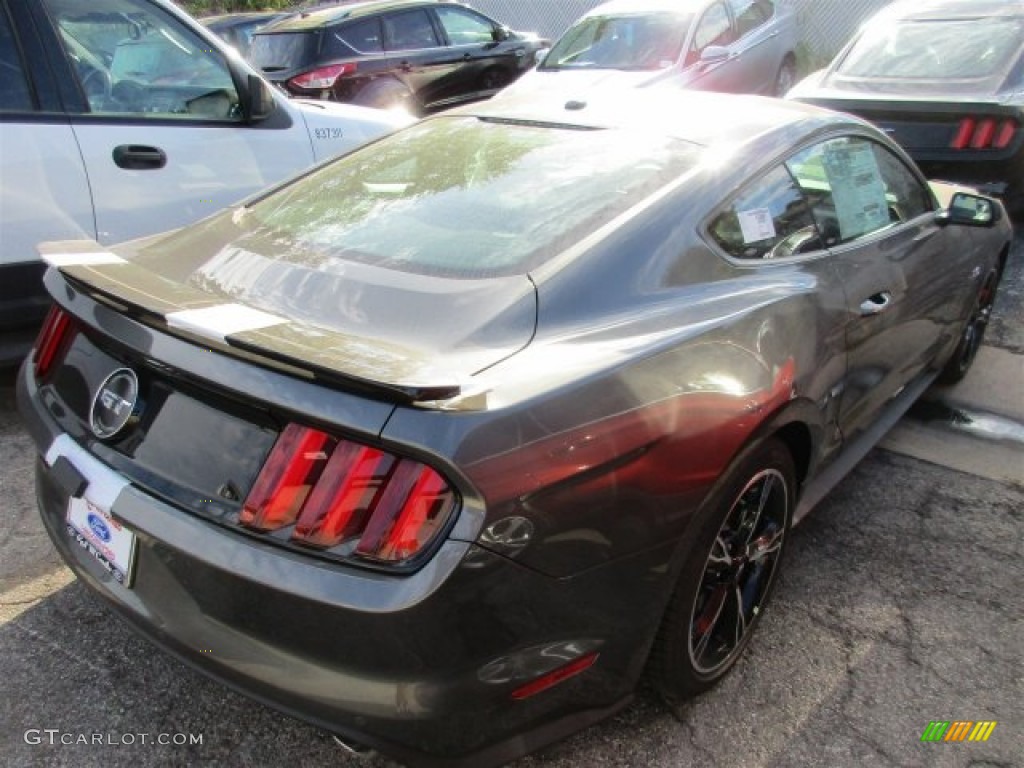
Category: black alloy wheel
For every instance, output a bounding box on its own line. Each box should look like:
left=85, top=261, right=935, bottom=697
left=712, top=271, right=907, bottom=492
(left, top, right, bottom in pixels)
left=649, top=438, right=794, bottom=703
left=938, top=268, right=999, bottom=384
left=688, top=466, right=788, bottom=676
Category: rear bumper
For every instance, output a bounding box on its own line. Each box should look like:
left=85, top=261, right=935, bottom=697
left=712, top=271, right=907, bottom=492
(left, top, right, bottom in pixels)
left=17, top=360, right=662, bottom=766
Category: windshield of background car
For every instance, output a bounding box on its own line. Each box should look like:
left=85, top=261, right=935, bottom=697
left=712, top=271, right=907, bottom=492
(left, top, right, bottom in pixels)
left=837, top=17, right=1024, bottom=79
left=240, top=116, right=700, bottom=278
left=250, top=30, right=319, bottom=70
left=541, top=12, right=692, bottom=71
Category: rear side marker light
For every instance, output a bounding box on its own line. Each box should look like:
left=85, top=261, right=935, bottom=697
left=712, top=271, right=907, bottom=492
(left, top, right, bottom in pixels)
left=33, top=304, right=77, bottom=380
left=289, top=62, right=357, bottom=90
left=241, top=423, right=456, bottom=565
left=511, top=652, right=600, bottom=701
left=950, top=116, right=1018, bottom=150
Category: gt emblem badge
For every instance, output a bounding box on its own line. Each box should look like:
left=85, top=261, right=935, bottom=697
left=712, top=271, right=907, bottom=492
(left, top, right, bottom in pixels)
left=90, top=368, right=139, bottom=439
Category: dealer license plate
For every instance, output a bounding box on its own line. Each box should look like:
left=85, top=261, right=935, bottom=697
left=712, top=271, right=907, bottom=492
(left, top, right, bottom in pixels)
left=66, top=495, right=137, bottom=587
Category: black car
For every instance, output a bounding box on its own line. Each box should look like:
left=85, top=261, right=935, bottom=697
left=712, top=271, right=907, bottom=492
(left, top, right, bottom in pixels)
left=249, top=0, right=548, bottom=112
left=18, top=89, right=1011, bottom=766
left=787, top=0, right=1024, bottom=215
left=201, top=11, right=290, bottom=58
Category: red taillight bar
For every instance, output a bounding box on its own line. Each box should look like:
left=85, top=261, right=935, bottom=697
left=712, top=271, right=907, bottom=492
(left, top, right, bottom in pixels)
left=294, top=442, right=391, bottom=546
left=241, top=423, right=456, bottom=566
left=994, top=120, right=1017, bottom=150
left=356, top=459, right=450, bottom=562
left=950, top=116, right=1018, bottom=150
left=33, top=304, right=76, bottom=380
left=970, top=118, right=997, bottom=149
left=950, top=117, right=975, bottom=150
left=240, top=424, right=335, bottom=531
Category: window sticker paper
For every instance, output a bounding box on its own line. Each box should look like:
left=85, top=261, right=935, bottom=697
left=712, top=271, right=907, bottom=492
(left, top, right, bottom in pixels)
left=738, top=207, right=777, bottom=244
left=822, top=142, right=890, bottom=240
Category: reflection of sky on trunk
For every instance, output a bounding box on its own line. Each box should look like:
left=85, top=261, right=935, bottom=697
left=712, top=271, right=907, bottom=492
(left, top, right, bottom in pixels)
left=244, top=116, right=699, bottom=278
left=839, top=19, right=1022, bottom=80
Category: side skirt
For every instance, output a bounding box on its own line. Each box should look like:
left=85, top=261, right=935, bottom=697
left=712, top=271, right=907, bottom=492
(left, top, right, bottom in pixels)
left=792, top=370, right=938, bottom=525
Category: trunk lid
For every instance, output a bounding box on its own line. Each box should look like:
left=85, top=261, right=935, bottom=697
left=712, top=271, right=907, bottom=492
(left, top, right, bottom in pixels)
left=41, top=231, right=537, bottom=404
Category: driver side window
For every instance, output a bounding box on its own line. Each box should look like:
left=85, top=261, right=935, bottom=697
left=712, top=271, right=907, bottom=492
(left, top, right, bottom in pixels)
left=43, top=0, right=240, bottom=120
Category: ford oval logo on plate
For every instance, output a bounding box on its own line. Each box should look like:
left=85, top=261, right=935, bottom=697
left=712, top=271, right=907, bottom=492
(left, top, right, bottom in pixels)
left=87, top=512, right=111, bottom=543
left=89, top=368, right=139, bottom=439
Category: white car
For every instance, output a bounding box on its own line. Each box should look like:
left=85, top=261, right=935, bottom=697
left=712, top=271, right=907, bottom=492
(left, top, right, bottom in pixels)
left=0, top=0, right=411, bottom=363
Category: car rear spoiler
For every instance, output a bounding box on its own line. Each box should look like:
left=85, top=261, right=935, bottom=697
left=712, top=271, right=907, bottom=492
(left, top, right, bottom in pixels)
left=39, top=241, right=462, bottom=404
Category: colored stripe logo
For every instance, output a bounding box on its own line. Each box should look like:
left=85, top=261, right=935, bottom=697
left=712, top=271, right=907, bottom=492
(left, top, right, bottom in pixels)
left=921, top=721, right=997, bottom=742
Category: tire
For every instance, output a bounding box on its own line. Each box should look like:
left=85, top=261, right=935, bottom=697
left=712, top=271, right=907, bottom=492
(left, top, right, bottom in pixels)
left=352, top=79, right=414, bottom=111
left=479, top=67, right=511, bottom=92
left=773, top=56, right=797, bottom=98
left=936, top=267, right=999, bottom=385
left=648, top=438, right=794, bottom=705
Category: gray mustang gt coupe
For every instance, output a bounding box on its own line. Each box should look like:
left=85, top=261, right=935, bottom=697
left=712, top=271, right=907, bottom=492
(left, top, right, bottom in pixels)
left=18, top=90, right=1012, bottom=766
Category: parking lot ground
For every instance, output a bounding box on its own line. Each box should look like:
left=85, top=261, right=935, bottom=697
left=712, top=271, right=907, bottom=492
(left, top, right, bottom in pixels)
left=1, top=231, right=1021, bottom=768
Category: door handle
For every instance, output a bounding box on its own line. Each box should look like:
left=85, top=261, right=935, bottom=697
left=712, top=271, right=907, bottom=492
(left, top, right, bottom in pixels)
left=113, top=145, right=166, bottom=170
left=859, top=291, right=892, bottom=316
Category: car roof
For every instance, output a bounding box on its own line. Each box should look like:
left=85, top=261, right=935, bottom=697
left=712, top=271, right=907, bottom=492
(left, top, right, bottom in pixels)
left=874, top=0, right=1024, bottom=21
left=458, top=89, right=855, bottom=149
left=201, top=11, right=287, bottom=28
left=584, top=0, right=710, bottom=17
left=262, top=0, right=460, bottom=31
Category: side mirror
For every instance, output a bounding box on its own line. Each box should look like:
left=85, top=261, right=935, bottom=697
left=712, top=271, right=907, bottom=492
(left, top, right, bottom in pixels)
left=245, top=73, right=277, bottom=123
left=493, top=26, right=510, bottom=43
left=699, top=45, right=730, bottom=67
left=534, top=47, right=549, bottom=67
left=936, top=191, right=1002, bottom=228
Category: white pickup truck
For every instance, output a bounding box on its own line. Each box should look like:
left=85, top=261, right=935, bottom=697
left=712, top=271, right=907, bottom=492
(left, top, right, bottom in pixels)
left=0, top=0, right=411, bottom=362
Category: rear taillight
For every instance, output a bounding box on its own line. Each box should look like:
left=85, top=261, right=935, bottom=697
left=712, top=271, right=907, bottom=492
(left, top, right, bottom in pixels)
left=950, top=116, right=1018, bottom=150
left=288, top=62, right=357, bottom=90
left=241, top=423, right=456, bottom=566
left=33, top=304, right=77, bottom=380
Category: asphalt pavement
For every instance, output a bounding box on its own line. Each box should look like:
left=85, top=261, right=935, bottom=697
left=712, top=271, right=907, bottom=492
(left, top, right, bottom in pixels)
left=1, top=233, right=1021, bottom=768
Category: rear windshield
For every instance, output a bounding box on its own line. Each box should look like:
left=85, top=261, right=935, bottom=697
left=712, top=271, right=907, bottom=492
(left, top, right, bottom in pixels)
left=838, top=17, right=1024, bottom=79
left=543, top=12, right=691, bottom=71
left=250, top=30, right=319, bottom=71
left=241, top=116, right=700, bottom=279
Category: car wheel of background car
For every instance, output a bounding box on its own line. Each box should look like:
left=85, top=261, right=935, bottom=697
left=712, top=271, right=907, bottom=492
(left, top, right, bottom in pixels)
left=353, top=79, right=414, bottom=111
left=937, top=267, right=1000, bottom=384
left=773, top=56, right=796, bottom=97
left=648, top=438, right=794, bottom=706
left=479, top=66, right=510, bottom=92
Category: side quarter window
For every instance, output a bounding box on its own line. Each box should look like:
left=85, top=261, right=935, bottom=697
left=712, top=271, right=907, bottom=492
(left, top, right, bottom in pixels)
left=709, top=164, right=819, bottom=260
left=0, top=5, right=32, bottom=111
left=333, top=18, right=384, bottom=54
left=42, top=0, right=240, bottom=120
left=785, top=135, right=933, bottom=246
